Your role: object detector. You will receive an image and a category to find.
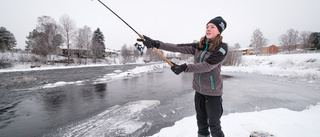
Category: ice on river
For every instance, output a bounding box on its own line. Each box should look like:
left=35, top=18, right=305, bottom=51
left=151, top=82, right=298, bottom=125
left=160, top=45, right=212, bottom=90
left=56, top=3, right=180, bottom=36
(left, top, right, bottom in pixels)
left=44, top=100, right=160, bottom=137
left=40, top=63, right=167, bottom=89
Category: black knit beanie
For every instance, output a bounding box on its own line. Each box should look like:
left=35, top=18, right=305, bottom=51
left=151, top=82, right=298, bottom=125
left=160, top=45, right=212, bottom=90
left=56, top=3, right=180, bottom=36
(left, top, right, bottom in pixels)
left=207, top=16, right=227, bottom=33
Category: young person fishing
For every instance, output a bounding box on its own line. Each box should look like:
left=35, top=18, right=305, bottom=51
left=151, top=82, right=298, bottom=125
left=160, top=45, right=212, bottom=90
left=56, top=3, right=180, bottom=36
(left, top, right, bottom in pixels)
left=138, top=16, right=227, bottom=137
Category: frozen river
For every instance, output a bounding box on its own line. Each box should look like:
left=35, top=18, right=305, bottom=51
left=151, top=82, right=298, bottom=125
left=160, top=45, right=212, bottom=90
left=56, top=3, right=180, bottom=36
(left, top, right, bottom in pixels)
left=0, top=65, right=319, bottom=137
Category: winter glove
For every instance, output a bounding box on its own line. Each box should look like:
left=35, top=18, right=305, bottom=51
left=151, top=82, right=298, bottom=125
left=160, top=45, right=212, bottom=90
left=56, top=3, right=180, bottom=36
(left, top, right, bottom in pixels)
left=170, top=62, right=187, bottom=75
left=137, top=35, right=160, bottom=49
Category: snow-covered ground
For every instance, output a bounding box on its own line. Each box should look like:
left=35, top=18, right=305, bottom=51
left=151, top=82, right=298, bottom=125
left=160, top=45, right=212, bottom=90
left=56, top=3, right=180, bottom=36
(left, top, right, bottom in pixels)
left=223, top=53, right=320, bottom=82
left=2, top=53, right=320, bottom=137
left=152, top=53, right=320, bottom=137
left=151, top=103, right=320, bottom=137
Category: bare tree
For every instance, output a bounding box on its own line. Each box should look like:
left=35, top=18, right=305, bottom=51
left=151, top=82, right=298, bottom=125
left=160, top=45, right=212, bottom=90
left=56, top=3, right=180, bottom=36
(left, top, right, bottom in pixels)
left=83, top=26, right=92, bottom=64
left=299, top=31, right=312, bottom=49
left=279, top=29, right=299, bottom=53
left=60, top=14, right=76, bottom=64
left=144, top=49, right=164, bottom=62
left=144, top=49, right=152, bottom=61
left=234, top=43, right=241, bottom=49
left=121, top=44, right=131, bottom=64
left=75, top=26, right=92, bottom=64
left=132, top=46, right=141, bottom=59
left=223, top=43, right=242, bottom=66
left=250, top=29, right=268, bottom=54
left=36, top=16, right=62, bottom=64
left=75, top=29, right=84, bottom=64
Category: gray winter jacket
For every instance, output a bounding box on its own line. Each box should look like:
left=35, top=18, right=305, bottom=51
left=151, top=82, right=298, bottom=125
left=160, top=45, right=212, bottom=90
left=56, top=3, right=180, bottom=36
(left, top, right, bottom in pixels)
left=158, top=41, right=228, bottom=96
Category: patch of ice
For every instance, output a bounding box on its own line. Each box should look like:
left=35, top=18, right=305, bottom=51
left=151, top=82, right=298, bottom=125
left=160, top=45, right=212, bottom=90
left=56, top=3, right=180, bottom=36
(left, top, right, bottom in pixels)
left=93, top=63, right=166, bottom=84
left=114, top=70, right=122, bottom=73
left=44, top=100, right=160, bottom=137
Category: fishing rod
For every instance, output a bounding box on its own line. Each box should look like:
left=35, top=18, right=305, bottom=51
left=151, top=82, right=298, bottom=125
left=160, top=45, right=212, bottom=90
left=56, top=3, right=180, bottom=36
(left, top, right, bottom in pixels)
left=96, top=0, right=173, bottom=66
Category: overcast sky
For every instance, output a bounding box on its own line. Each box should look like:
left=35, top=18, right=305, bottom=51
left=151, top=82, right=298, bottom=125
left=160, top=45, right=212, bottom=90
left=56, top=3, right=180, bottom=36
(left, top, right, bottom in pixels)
left=1, top=0, right=319, bottom=50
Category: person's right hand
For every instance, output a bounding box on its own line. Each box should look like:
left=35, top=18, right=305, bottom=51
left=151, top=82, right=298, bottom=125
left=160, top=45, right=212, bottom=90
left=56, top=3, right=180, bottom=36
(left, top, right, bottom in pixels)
left=137, top=35, right=160, bottom=49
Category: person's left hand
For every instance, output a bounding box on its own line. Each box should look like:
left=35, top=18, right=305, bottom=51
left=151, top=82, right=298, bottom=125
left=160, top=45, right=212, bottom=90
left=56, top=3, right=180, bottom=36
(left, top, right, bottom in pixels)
left=170, top=62, right=187, bottom=75
left=137, top=35, right=160, bottom=49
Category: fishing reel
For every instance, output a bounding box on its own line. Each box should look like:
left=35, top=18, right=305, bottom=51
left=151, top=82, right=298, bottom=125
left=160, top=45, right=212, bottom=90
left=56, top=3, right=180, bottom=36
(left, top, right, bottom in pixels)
left=134, top=43, right=145, bottom=55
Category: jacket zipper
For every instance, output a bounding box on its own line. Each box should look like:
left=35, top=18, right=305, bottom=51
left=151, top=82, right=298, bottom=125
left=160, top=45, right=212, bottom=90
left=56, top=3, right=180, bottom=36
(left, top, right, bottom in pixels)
left=198, top=40, right=209, bottom=93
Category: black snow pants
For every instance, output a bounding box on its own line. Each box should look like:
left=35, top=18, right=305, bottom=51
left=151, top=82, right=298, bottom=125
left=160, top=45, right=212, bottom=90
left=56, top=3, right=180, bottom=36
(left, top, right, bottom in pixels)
left=194, top=91, right=224, bottom=137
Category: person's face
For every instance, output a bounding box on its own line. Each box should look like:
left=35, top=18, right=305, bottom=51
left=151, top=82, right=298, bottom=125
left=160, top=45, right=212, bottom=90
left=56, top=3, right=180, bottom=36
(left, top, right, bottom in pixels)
left=206, top=23, right=220, bottom=39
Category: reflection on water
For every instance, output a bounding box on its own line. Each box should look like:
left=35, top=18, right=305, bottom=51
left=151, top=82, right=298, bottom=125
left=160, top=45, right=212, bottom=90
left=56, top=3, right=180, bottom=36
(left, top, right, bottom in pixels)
left=94, top=83, right=107, bottom=92
left=41, top=90, right=67, bottom=110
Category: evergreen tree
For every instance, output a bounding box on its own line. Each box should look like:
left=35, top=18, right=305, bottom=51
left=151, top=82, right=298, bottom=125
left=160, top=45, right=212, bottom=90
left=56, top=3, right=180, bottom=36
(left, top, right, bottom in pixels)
left=91, top=28, right=106, bottom=61
left=25, top=29, right=43, bottom=53
left=0, top=27, right=17, bottom=52
left=309, top=32, right=320, bottom=49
